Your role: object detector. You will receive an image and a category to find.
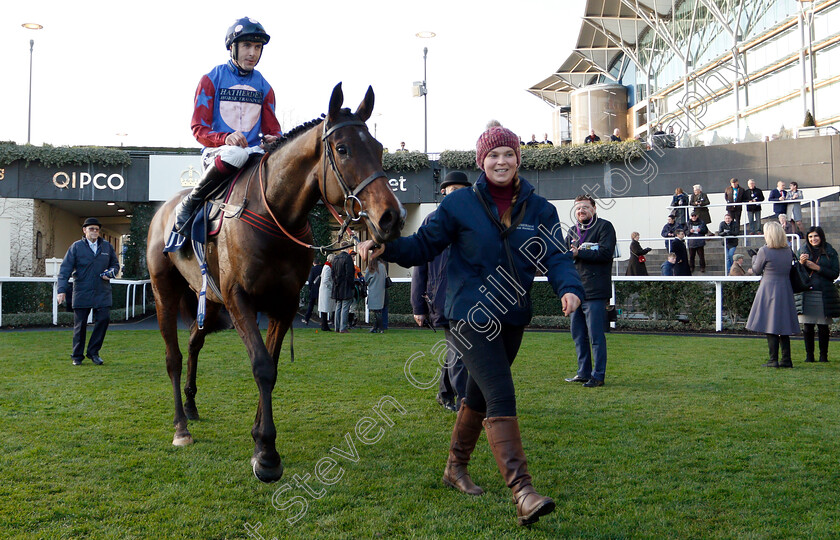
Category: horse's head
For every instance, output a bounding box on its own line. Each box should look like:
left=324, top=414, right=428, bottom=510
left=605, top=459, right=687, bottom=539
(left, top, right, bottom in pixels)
left=320, top=83, right=405, bottom=244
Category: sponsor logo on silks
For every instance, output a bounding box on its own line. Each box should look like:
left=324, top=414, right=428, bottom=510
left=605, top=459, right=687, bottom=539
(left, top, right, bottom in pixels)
left=219, top=87, right=263, bottom=105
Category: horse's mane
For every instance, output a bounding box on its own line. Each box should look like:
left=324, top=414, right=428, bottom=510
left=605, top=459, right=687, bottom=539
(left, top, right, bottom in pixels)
left=264, top=115, right=326, bottom=154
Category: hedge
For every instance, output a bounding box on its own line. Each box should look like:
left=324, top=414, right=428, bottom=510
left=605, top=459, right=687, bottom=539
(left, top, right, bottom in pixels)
left=0, top=142, right=131, bottom=168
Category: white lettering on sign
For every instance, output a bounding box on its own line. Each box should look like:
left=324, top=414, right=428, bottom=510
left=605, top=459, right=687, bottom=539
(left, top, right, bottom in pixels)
left=388, top=176, right=407, bottom=192
left=52, top=171, right=125, bottom=191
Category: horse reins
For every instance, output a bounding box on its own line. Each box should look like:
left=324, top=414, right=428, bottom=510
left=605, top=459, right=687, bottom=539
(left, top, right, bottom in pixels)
left=255, top=118, right=387, bottom=253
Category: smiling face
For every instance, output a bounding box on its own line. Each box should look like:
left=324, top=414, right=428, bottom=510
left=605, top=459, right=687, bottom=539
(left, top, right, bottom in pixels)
left=482, top=146, right=518, bottom=187
left=808, top=231, right=821, bottom=247
left=574, top=198, right=596, bottom=223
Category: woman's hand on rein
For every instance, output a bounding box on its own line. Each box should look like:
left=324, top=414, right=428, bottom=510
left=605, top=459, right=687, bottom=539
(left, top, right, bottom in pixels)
left=357, top=240, right=384, bottom=263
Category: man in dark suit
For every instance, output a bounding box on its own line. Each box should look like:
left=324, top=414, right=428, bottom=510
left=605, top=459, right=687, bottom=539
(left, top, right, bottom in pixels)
left=57, top=217, right=120, bottom=366
left=724, top=178, right=747, bottom=226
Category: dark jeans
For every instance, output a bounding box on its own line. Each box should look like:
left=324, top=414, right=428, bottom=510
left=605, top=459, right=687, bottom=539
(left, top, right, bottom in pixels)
left=72, top=307, right=110, bottom=360
left=570, top=298, right=608, bottom=382
left=438, top=326, right=469, bottom=403
left=689, top=246, right=705, bottom=271
left=303, top=296, right=316, bottom=323
left=451, top=321, right=525, bottom=418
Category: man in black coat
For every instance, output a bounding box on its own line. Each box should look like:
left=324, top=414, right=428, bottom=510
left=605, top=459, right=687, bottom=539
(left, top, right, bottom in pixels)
left=302, top=260, right=323, bottom=325
left=724, top=178, right=747, bottom=226
left=57, top=217, right=120, bottom=366
left=411, top=171, right=471, bottom=412
left=331, top=248, right=356, bottom=333
left=744, top=179, right=765, bottom=235
left=671, top=229, right=692, bottom=276
left=564, top=195, right=616, bottom=388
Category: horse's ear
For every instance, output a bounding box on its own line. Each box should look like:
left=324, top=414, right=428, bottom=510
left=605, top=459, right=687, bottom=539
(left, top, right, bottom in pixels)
left=355, top=86, right=375, bottom=122
left=328, top=83, right=344, bottom=121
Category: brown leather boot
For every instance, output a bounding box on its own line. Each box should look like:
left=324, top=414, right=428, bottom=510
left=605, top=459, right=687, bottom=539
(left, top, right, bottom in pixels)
left=442, top=400, right=485, bottom=496
left=483, top=416, right=555, bottom=526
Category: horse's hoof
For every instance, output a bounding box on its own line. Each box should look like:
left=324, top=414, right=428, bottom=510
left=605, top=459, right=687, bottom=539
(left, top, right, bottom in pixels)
left=251, top=457, right=284, bottom=483
left=173, top=434, right=194, bottom=446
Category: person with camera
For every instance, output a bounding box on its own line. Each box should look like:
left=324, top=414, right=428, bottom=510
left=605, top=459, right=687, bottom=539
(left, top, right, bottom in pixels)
left=57, top=218, right=120, bottom=366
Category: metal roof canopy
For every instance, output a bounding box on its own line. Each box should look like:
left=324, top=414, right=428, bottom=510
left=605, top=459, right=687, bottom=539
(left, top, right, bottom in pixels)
left=528, top=0, right=686, bottom=106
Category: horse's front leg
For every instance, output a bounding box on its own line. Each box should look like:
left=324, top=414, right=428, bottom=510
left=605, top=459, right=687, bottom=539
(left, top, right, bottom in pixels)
left=227, top=293, right=283, bottom=483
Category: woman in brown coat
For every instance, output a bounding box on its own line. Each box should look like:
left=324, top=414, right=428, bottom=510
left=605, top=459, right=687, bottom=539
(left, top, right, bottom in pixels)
left=626, top=232, right=651, bottom=276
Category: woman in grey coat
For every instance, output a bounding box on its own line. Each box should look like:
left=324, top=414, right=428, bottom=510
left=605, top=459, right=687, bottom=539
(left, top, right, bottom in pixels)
left=364, top=259, right=387, bottom=333
left=317, top=254, right=336, bottom=331
left=746, top=221, right=800, bottom=367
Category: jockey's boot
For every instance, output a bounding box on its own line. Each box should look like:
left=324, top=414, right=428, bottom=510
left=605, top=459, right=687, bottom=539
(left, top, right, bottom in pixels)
left=175, top=162, right=233, bottom=233
left=442, top=400, right=485, bottom=496
left=483, top=416, right=555, bottom=526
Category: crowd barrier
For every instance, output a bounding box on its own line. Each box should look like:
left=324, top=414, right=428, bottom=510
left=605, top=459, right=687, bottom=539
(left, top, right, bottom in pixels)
left=0, top=277, right=151, bottom=327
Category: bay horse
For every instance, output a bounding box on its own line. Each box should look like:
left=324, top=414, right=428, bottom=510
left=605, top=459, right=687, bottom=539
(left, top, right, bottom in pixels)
left=146, top=83, right=404, bottom=483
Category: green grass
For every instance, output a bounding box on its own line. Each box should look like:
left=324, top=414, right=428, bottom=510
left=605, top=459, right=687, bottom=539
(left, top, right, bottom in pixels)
left=1, top=328, right=839, bottom=539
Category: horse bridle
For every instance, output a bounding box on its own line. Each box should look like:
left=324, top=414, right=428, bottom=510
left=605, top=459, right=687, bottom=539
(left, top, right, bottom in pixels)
left=320, top=119, right=390, bottom=242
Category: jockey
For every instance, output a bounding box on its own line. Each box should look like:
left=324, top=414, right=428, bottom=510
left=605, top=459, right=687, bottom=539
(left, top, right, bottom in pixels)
left=176, top=16, right=283, bottom=232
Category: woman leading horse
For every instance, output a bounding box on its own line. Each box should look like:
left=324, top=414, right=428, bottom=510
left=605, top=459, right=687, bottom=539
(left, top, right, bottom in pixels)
left=147, top=83, right=403, bottom=483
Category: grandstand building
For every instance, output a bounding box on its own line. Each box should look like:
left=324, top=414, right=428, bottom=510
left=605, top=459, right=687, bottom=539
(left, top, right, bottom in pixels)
left=529, top=0, right=840, bottom=145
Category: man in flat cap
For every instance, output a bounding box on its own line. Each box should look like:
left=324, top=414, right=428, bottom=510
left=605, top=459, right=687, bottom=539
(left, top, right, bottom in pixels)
left=57, top=217, right=120, bottom=366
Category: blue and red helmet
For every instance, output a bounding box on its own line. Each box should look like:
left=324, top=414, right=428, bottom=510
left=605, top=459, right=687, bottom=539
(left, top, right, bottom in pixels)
left=225, top=17, right=270, bottom=50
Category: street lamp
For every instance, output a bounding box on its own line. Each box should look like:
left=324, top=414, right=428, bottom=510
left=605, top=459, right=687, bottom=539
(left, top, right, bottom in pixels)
left=415, top=31, right=436, bottom=154
left=22, top=23, right=43, bottom=145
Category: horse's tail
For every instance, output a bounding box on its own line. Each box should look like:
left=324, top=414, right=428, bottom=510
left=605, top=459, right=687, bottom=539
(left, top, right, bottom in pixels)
left=179, top=292, right=232, bottom=333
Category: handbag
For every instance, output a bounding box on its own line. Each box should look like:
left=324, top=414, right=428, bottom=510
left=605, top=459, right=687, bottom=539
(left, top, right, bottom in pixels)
left=790, top=260, right=813, bottom=293
left=637, top=255, right=646, bottom=263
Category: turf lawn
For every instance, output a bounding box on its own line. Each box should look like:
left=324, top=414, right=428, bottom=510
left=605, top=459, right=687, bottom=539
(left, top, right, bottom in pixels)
left=0, top=327, right=838, bottom=539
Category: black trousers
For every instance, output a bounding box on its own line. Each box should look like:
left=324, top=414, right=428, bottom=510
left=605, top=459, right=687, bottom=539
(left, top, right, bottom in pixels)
left=451, top=321, right=525, bottom=418
left=72, top=307, right=110, bottom=360
left=303, top=296, right=317, bottom=323
left=689, top=246, right=705, bottom=270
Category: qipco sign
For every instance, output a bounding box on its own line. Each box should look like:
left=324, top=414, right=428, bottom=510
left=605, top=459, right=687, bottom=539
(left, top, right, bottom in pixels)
left=53, top=171, right=126, bottom=191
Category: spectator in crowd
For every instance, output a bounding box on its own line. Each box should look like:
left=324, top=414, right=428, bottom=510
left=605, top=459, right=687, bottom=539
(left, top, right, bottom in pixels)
left=652, top=124, right=666, bottom=148
left=584, top=129, right=601, bottom=144
left=797, top=226, right=840, bottom=362
left=671, top=229, right=692, bottom=276
left=526, top=134, right=539, bottom=146
left=318, top=255, right=335, bottom=332
left=565, top=194, right=617, bottom=388
left=411, top=171, right=472, bottom=413
left=778, top=213, right=797, bottom=244
left=177, top=17, right=281, bottom=232
left=331, top=248, right=356, bottom=333
left=745, top=179, right=765, bottom=235
left=665, top=126, right=677, bottom=148
left=661, top=253, right=677, bottom=276
left=725, top=178, right=746, bottom=226
left=358, top=126, right=584, bottom=526
left=661, top=214, right=678, bottom=250
left=787, top=181, right=804, bottom=236
left=302, top=259, right=323, bottom=325
left=768, top=181, right=788, bottom=216
left=718, top=213, right=740, bottom=274
left=626, top=231, right=651, bottom=276
left=686, top=211, right=709, bottom=273
left=690, top=184, right=712, bottom=226
left=610, top=128, right=621, bottom=142
left=729, top=254, right=754, bottom=276
left=541, top=133, right=553, bottom=145
left=671, top=187, right=690, bottom=226
left=396, top=141, right=408, bottom=152
left=364, top=259, right=387, bottom=333
left=746, top=221, right=800, bottom=368
left=57, top=217, right=120, bottom=366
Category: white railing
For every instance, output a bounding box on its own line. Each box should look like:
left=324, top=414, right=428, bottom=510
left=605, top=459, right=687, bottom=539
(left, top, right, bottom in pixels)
left=0, top=277, right=151, bottom=327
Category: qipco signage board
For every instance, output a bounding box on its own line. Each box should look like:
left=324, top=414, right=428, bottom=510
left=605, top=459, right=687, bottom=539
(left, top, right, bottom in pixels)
left=0, top=161, right=148, bottom=202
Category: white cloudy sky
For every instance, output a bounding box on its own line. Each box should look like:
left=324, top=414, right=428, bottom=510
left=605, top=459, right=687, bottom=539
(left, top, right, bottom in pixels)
left=1, top=0, right=585, bottom=152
